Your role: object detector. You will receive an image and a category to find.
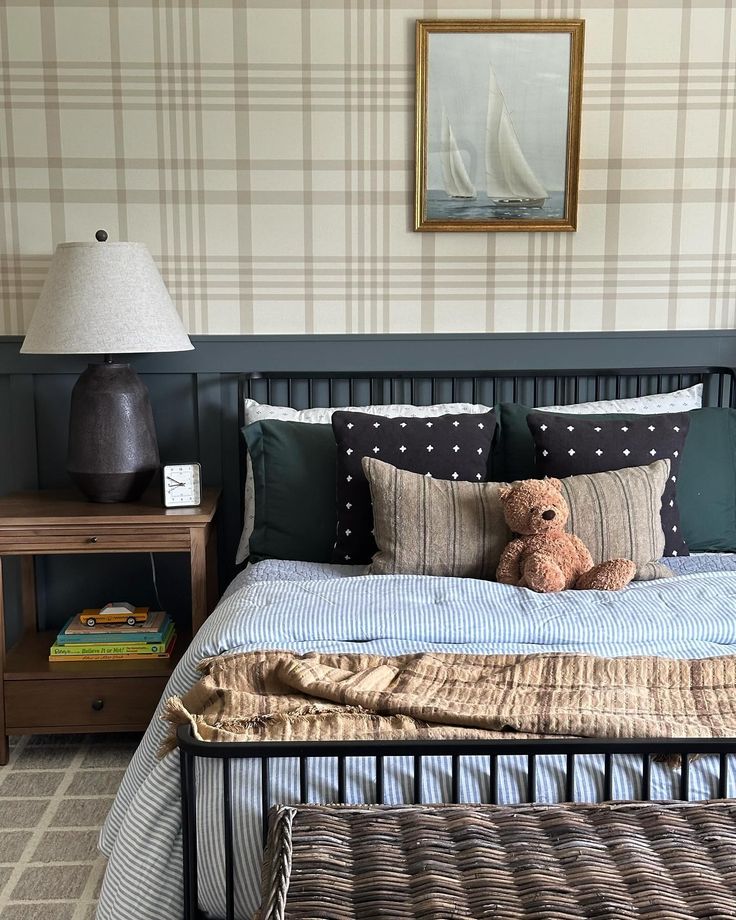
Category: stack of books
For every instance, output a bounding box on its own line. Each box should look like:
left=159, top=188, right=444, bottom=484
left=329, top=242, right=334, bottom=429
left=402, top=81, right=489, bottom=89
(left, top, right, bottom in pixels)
left=49, top=607, right=176, bottom=662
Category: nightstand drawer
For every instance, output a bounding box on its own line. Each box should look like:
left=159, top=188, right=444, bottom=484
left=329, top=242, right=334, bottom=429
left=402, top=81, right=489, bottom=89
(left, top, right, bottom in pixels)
left=5, top=676, right=166, bottom=731
left=0, top=527, right=190, bottom=553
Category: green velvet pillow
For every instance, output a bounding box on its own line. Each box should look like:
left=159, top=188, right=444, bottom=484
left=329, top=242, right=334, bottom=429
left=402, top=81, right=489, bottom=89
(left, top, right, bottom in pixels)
left=492, top=403, right=538, bottom=481
left=676, top=407, right=736, bottom=551
left=243, top=420, right=337, bottom=563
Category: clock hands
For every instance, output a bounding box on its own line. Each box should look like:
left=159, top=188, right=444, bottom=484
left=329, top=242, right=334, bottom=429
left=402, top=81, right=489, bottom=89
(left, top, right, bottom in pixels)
left=166, top=477, right=186, bottom=488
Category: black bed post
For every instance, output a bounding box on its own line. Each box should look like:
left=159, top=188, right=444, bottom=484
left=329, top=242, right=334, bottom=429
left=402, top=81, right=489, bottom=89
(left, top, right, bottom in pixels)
left=180, top=747, right=199, bottom=920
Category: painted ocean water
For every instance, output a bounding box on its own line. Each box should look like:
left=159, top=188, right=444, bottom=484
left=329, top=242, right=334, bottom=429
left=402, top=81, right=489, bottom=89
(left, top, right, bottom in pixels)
left=426, top=190, right=565, bottom=221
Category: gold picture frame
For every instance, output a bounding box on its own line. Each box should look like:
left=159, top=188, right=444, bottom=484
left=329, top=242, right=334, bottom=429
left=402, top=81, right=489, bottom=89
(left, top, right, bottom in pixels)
left=415, top=19, right=584, bottom=232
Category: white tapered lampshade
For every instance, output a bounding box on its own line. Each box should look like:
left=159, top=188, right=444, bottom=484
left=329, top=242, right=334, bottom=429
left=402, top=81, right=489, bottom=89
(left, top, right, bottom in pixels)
left=21, top=241, right=193, bottom=354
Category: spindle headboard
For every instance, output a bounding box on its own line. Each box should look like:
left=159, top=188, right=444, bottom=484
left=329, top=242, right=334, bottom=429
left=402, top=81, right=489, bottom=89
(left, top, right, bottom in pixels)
left=239, top=366, right=736, bottom=416
left=236, top=364, right=736, bottom=538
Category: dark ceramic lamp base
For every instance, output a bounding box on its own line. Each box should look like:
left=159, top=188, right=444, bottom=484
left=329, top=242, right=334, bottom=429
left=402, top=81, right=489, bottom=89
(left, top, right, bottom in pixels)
left=66, top=362, right=160, bottom=503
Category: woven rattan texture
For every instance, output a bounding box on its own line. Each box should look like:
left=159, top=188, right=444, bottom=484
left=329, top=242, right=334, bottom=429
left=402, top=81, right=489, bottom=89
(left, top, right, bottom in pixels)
left=260, top=801, right=736, bottom=920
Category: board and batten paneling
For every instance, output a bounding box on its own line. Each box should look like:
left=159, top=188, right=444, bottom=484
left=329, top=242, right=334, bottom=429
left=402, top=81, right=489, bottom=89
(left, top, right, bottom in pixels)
left=2, top=330, right=736, bottom=642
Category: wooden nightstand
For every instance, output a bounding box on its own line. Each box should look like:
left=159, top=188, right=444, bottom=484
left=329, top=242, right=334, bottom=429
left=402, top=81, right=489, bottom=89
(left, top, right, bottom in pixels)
left=0, top=488, right=220, bottom=764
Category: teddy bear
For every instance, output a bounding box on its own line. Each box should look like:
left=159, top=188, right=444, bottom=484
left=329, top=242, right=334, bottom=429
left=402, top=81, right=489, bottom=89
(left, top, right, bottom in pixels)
left=496, top=477, right=637, bottom=593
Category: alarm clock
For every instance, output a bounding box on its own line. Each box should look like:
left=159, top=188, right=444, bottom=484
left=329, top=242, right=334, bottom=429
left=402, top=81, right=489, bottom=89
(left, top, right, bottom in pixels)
left=162, top=462, right=202, bottom=508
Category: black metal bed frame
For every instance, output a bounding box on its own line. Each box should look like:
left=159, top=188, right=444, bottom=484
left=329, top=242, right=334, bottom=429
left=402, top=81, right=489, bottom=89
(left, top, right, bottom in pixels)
left=180, top=364, right=736, bottom=920
left=178, top=729, right=736, bottom=920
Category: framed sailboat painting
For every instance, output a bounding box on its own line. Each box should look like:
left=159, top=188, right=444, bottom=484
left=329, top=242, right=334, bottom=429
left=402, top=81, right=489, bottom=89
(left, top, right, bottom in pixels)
left=415, top=19, right=584, bottom=232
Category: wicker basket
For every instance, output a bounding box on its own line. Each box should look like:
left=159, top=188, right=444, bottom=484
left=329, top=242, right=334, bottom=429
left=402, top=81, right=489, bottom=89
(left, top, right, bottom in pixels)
left=258, top=800, right=736, bottom=919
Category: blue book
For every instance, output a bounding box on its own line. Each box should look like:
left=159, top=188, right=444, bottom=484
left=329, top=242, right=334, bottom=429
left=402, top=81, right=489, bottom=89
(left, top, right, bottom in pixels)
left=57, top=612, right=171, bottom=644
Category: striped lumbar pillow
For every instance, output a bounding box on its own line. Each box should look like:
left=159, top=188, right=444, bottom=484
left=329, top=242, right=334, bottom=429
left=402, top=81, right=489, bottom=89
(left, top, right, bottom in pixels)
left=364, top=456, right=671, bottom=582
left=363, top=456, right=509, bottom=579
left=558, top=459, right=671, bottom=581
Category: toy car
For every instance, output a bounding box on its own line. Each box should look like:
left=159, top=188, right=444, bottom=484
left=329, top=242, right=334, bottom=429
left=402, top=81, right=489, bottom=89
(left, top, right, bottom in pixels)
left=80, top=602, right=149, bottom=628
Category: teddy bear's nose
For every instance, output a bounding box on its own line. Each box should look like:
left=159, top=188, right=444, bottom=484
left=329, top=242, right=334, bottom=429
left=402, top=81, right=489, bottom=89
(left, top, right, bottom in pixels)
left=542, top=509, right=556, bottom=520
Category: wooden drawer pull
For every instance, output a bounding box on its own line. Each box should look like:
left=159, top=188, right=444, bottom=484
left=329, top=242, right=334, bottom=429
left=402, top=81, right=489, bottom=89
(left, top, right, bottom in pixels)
left=91, top=698, right=104, bottom=711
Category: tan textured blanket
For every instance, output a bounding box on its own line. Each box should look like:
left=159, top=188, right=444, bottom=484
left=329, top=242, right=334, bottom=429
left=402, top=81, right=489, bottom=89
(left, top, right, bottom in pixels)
left=161, top=650, right=736, bottom=756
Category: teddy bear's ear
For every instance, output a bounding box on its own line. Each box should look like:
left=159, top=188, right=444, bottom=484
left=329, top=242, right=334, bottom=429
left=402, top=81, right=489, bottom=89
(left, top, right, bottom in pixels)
left=498, top=485, right=514, bottom=501
left=545, top=477, right=563, bottom=492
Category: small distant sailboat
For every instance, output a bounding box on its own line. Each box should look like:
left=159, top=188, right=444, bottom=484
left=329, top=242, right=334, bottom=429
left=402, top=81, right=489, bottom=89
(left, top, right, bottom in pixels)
left=485, top=66, right=547, bottom=209
left=440, top=108, right=476, bottom=199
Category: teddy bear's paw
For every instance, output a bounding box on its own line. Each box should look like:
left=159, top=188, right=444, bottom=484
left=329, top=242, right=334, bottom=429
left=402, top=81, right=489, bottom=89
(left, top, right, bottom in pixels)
left=522, top=555, right=567, bottom=593
left=576, top=559, right=637, bottom=591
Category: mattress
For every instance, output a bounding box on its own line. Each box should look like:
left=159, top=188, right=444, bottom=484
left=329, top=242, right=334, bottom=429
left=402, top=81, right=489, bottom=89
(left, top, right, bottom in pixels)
left=97, top=554, right=736, bottom=920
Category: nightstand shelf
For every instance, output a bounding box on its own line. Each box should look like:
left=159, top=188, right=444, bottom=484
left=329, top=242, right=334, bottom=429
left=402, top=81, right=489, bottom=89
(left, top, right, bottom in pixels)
left=5, top=629, right=190, bottom=680
left=0, top=488, right=220, bottom=763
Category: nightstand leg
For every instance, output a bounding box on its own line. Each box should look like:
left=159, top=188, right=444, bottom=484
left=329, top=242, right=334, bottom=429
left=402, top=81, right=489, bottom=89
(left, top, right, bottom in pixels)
left=21, top=557, right=37, bottom=632
left=206, top=527, right=219, bottom=616
left=0, top=557, right=8, bottom=765
left=190, top=528, right=207, bottom=636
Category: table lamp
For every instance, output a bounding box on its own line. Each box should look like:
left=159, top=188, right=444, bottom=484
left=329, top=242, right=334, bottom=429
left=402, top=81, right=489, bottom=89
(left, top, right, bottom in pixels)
left=21, top=231, right=193, bottom=503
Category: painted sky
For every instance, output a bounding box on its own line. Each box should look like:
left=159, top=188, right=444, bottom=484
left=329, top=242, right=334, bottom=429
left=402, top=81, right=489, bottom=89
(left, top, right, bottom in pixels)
left=426, top=31, right=571, bottom=194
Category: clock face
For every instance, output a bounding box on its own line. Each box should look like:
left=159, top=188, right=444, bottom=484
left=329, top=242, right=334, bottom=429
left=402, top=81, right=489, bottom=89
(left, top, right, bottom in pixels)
left=162, top=463, right=202, bottom=507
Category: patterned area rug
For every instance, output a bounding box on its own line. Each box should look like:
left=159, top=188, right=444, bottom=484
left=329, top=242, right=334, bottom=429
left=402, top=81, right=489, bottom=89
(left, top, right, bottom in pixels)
left=0, top=732, right=140, bottom=920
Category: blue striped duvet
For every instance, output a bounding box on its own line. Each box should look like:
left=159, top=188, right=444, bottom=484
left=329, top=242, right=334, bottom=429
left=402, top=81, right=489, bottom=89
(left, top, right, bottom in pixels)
left=97, top=556, right=736, bottom=920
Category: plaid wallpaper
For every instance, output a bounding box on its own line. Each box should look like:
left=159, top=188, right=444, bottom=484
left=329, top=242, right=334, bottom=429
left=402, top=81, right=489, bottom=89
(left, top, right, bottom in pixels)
left=0, top=1, right=733, bottom=336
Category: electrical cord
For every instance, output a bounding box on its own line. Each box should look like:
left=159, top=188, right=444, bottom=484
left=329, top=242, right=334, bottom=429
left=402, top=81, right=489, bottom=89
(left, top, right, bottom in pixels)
left=149, top=552, right=163, bottom=610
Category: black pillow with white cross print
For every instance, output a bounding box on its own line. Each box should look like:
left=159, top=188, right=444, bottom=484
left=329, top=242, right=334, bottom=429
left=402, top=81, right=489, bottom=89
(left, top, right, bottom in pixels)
left=331, top=409, right=497, bottom=564
left=527, top=410, right=690, bottom=557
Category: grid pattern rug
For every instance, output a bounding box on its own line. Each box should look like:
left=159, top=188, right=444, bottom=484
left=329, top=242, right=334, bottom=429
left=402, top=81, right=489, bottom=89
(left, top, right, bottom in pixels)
left=0, top=732, right=140, bottom=920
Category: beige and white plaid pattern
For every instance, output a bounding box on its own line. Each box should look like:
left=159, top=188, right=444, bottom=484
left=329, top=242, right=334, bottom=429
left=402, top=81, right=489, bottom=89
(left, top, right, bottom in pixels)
left=0, top=733, right=139, bottom=920
left=0, top=1, right=733, bottom=336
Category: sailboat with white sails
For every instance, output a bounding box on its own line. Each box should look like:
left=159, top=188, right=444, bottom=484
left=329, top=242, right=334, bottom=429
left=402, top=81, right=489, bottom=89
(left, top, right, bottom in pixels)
left=484, top=64, right=547, bottom=208
left=438, top=65, right=548, bottom=210
left=440, top=109, right=476, bottom=199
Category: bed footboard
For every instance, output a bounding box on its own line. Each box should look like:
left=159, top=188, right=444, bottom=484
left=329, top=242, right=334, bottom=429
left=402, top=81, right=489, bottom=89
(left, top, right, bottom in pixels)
left=176, top=726, right=736, bottom=920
